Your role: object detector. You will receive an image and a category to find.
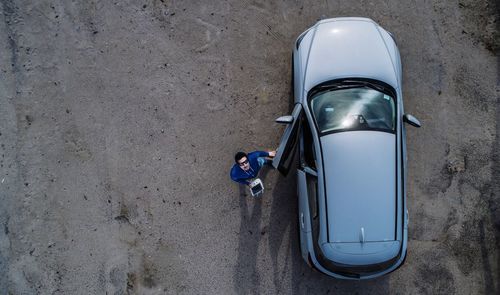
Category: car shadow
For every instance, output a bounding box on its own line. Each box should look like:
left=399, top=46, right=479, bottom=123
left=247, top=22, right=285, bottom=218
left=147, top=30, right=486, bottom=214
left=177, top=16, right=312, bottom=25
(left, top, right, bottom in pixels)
left=484, top=94, right=500, bottom=294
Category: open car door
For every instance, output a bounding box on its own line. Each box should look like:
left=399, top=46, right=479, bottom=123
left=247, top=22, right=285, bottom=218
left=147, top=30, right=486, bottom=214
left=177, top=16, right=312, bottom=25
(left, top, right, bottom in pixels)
left=272, top=103, right=302, bottom=176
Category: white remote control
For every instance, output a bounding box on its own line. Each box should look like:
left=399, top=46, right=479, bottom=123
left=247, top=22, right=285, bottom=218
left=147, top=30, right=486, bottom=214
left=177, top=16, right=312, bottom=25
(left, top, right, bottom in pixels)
left=249, top=178, right=264, bottom=197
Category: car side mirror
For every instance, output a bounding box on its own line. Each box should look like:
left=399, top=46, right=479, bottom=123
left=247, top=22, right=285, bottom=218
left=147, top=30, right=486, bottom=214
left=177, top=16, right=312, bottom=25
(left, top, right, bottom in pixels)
left=275, top=115, right=294, bottom=124
left=403, top=114, right=421, bottom=128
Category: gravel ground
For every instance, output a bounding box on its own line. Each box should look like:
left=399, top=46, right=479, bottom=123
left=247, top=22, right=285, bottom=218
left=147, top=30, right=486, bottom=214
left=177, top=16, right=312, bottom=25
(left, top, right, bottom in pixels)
left=0, top=0, right=498, bottom=294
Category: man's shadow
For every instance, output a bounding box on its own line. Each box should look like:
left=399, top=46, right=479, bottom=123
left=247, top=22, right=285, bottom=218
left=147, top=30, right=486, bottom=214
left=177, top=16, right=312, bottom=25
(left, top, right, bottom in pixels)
left=267, top=169, right=300, bottom=292
left=233, top=166, right=271, bottom=295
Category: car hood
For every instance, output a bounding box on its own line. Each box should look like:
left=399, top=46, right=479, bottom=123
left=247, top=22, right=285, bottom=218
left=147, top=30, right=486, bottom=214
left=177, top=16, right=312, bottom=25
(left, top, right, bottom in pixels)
left=304, top=19, right=399, bottom=91
left=320, top=131, right=396, bottom=243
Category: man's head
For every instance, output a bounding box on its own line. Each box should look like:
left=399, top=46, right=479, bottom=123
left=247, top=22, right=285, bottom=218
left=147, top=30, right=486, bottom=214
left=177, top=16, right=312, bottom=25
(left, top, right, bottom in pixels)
left=235, top=152, right=250, bottom=171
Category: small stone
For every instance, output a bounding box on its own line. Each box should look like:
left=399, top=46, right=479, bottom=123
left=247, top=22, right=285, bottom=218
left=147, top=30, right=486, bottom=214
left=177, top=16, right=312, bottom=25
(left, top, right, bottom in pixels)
left=25, top=115, right=33, bottom=125
left=114, top=215, right=130, bottom=223
left=447, top=156, right=466, bottom=173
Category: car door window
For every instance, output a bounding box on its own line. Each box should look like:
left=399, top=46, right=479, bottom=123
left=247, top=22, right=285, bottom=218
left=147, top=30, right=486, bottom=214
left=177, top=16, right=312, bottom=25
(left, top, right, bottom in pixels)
left=306, top=173, right=318, bottom=220
left=272, top=104, right=302, bottom=176
left=301, top=116, right=317, bottom=170
left=306, top=172, right=320, bottom=248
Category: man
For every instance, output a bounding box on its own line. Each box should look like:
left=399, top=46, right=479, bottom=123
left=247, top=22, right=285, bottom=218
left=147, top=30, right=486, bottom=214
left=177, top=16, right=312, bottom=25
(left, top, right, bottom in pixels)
left=230, top=150, right=276, bottom=186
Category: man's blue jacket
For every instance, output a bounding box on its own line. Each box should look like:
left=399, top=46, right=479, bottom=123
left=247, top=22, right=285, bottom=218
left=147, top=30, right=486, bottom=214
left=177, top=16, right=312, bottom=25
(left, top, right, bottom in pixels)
left=230, top=151, right=270, bottom=185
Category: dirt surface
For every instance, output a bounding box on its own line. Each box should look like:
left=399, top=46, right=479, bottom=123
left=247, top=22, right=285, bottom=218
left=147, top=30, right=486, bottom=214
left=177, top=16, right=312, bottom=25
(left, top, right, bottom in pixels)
left=0, top=0, right=498, bottom=294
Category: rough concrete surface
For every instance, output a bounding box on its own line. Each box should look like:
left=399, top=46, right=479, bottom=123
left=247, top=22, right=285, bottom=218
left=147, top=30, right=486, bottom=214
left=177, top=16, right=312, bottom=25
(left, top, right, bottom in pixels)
left=0, top=0, right=498, bottom=294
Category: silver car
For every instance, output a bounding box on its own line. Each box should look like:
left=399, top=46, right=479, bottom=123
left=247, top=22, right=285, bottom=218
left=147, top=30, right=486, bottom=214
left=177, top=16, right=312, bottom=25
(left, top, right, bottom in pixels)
left=272, top=17, right=421, bottom=279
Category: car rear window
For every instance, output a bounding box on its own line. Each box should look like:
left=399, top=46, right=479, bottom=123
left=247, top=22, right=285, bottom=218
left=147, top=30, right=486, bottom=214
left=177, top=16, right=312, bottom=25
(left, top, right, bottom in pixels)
left=310, top=86, right=395, bottom=134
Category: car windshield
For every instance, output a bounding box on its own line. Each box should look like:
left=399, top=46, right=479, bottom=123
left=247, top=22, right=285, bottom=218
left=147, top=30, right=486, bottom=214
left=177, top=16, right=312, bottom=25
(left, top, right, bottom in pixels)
left=310, top=86, right=395, bottom=134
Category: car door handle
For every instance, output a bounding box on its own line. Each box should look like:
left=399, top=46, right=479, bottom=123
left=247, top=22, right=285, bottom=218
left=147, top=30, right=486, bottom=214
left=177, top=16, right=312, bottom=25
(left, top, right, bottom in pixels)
left=300, top=213, right=305, bottom=229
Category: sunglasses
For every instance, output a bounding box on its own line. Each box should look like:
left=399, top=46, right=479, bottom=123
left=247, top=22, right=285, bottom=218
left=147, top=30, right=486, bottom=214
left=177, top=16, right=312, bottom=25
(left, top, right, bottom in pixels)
left=238, top=159, right=249, bottom=166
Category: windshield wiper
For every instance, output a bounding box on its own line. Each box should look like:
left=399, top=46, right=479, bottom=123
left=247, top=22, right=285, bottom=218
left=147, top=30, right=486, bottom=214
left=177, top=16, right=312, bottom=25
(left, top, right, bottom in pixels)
left=341, top=80, right=386, bottom=93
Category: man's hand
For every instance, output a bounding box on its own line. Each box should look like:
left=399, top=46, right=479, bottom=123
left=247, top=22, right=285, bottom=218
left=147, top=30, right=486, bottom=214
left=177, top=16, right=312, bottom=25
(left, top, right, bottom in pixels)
left=268, top=150, right=276, bottom=157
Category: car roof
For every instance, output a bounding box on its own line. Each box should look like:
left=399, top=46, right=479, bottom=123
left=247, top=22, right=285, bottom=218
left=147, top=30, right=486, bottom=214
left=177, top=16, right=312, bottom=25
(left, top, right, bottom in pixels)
left=320, top=131, right=396, bottom=243
left=304, top=19, right=399, bottom=91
